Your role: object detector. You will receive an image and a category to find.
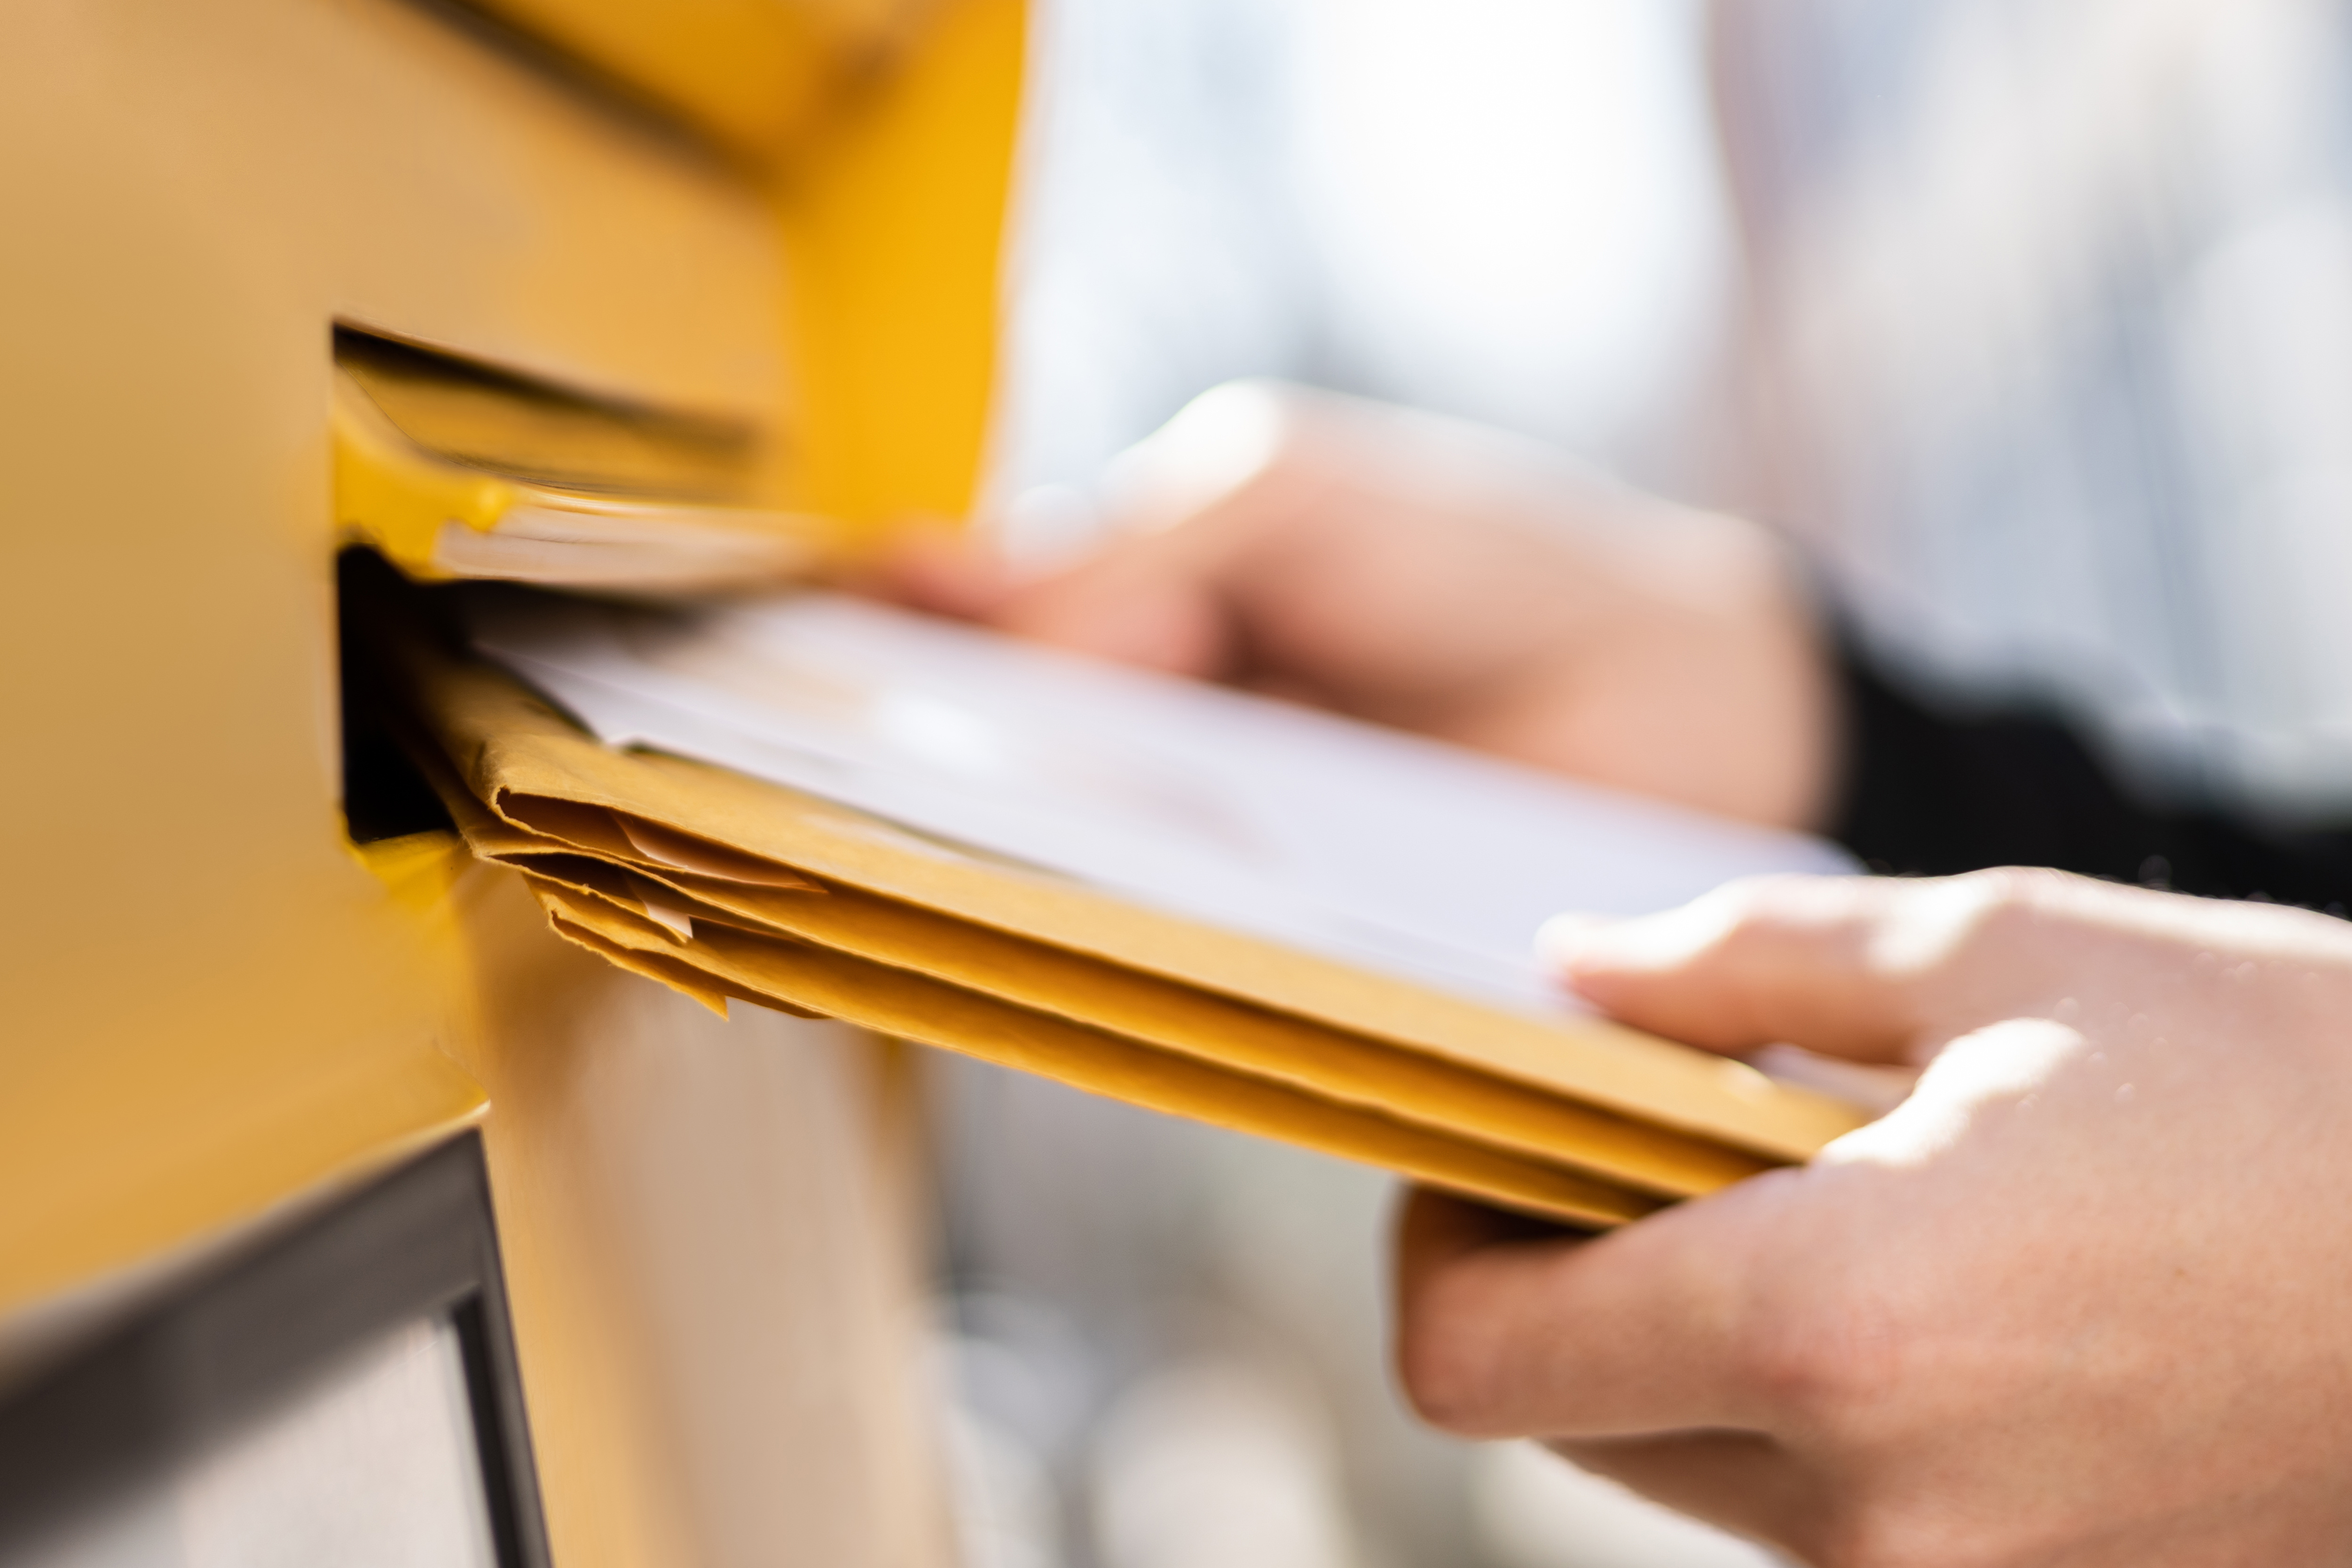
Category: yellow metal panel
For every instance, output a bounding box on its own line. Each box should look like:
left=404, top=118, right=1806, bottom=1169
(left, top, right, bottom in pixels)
left=0, top=0, right=783, bottom=1305
left=0, top=98, right=488, bottom=1312
left=2, top=0, right=1016, bottom=1559
left=0, top=4, right=797, bottom=1562
left=779, top=0, right=1028, bottom=530
left=470, top=0, right=921, bottom=156
left=337, top=330, right=766, bottom=502
left=448, top=0, right=1028, bottom=532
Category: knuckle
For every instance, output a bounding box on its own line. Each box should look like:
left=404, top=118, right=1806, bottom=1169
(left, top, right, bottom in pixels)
left=1730, top=1272, right=1910, bottom=1437
left=1925, top=866, right=2095, bottom=981
left=1812, top=1506, right=1967, bottom=1568
left=1711, top=870, right=1817, bottom=920
left=1812, top=1496, right=2033, bottom=1568
left=1948, top=866, right=2073, bottom=932
left=1717, top=871, right=1862, bottom=944
left=1703, top=874, right=1870, bottom=1018
left=1686, top=875, right=1808, bottom=964
left=1868, top=867, right=2075, bottom=993
left=1731, top=1315, right=1858, bottom=1424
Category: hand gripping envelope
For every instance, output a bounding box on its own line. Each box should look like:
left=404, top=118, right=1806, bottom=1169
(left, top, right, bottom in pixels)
left=353, top=578, right=1868, bottom=1230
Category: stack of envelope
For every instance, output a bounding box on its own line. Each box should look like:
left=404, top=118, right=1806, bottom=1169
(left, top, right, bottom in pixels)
left=370, top=600, right=1867, bottom=1229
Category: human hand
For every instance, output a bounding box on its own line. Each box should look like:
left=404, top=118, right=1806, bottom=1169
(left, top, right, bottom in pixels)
left=1395, top=869, right=2352, bottom=1566
left=889, top=381, right=1833, bottom=829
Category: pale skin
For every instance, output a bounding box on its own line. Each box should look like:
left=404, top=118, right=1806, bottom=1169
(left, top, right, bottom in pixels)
left=887, top=382, right=2352, bottom=1564
left=889, top=380, right=1834, bottom=831
left=1410, top=870, right=2352, bottom=1566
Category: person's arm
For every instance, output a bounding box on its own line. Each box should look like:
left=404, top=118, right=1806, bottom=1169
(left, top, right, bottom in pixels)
left=1396, top=868, right=2352, bottom=1564
left=886, top=380, right=1835, bottom=830
left=1833, top=639, right=2352, bottom=908
left=896, top=379, right=2352, bottom=910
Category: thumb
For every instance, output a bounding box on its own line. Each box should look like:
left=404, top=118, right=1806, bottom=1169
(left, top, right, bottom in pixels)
left=1393, top=1175, right=1801, bottom=1441
left=968, top=384, right=1306, bottom=674
left=1539, top=875, right=1950, bottom=1064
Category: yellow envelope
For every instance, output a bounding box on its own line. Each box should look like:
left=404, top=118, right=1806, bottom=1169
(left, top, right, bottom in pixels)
left=370, top=606, right=1867, bottom=1227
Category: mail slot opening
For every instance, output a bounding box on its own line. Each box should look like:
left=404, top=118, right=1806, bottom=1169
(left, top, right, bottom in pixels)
left=332, top=327, right=765, bottom=503
left=330, top=328, right=826, bottom=595
left=338, top=547, right=461, bottom=846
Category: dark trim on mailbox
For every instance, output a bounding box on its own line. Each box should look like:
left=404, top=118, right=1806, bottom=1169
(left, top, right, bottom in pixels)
left=0, top=1132, right=549, bottom=1568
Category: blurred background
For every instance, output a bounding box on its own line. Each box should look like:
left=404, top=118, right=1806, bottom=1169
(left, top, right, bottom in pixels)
left=20, top=0, right=2352, bottom=1560
left=944, top=5, right=1754, bottom=1564
left=932, top=0, right=2352, bottom=1564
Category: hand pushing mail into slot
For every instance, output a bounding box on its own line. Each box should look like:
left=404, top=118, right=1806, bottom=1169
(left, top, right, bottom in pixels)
left=364, top=583, right=1870, bottom=1229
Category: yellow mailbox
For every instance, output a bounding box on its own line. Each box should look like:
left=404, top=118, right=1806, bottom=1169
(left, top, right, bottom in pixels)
left=0, top=2, right=1023, bottom=1562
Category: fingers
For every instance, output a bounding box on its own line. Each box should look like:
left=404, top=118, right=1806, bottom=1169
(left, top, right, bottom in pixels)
left=882, top=382, right=1322, bottom=675
left=866, top=525, right=1023, bottom=621
left=856, top=492, right=1244, bottom=676
left=1539, top=875, right=1919, bottom=1060
left=998, top=384, right=1337, bottom=666
left=862, top=511, right=1245, bottom=674
left=985, top=530, right=1243, bottom=675
left=1539, top=870, right=2079, bottom=1064
left=1096, top=378, right=1308, bottom=537
left=1393, top=1183, right=1791, bottom=1442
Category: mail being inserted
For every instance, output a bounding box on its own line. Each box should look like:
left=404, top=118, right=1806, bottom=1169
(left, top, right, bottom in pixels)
left=367, top=585, right=1871, bottom=1228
